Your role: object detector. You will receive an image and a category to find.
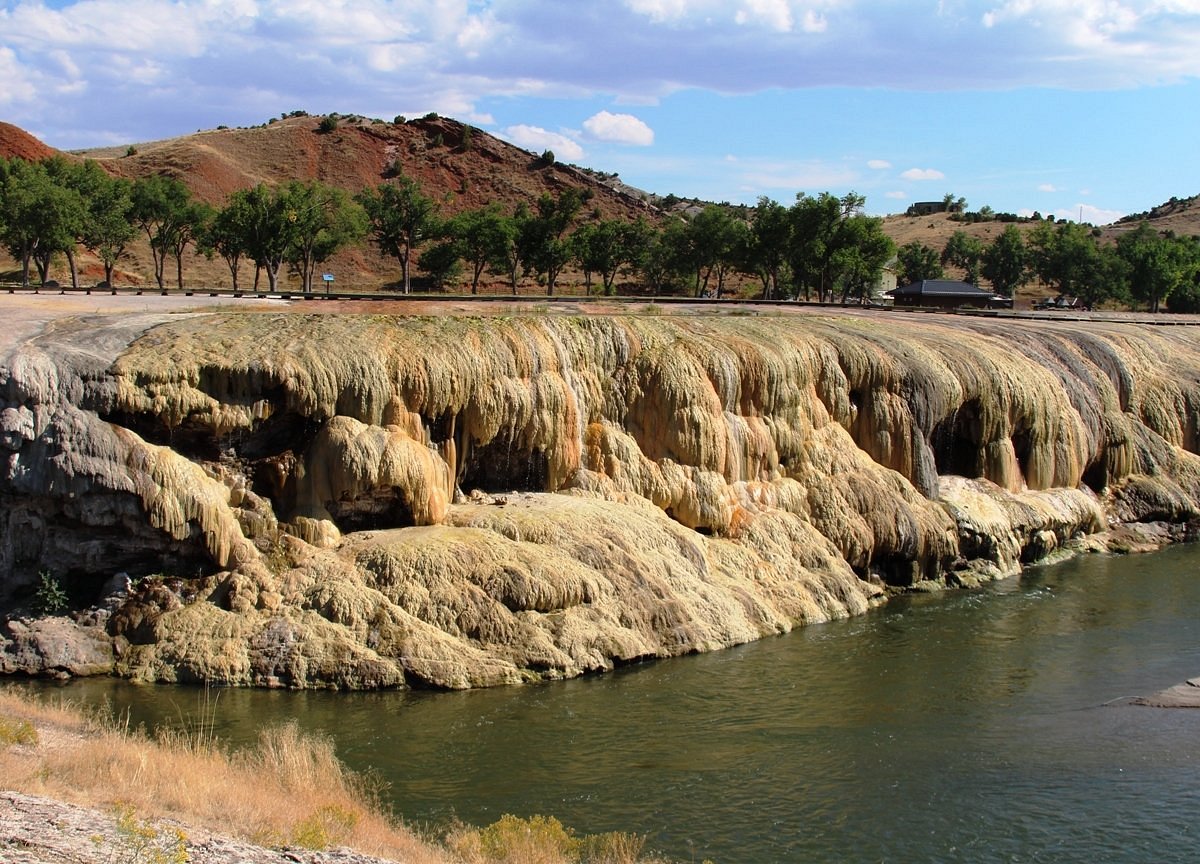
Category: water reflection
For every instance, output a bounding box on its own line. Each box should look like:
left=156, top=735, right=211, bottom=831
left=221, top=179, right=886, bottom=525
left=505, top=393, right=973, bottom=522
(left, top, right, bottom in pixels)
left=19, top=545, right=1200, bottom=863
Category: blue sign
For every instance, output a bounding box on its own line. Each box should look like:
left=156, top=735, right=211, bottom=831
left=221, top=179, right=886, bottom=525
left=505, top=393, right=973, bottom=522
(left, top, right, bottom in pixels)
left=322, top=273, right=335, bottom=282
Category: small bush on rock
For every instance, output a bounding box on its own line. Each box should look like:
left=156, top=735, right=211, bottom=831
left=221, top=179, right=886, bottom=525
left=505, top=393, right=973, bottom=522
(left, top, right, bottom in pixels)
left=33, top=571, right=68, bottom=614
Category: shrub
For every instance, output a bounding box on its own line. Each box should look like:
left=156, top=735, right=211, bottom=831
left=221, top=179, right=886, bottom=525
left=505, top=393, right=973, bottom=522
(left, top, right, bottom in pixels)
left=317, top=116, right=338, bottom=134
left=0, top=715, right=38, bottom=748
left=125, top=146, right=138, bottom=157
left=447, top=814, right=653, bottom=864
left=33, top=570, right=68, bottom=614
left=580, top=830, right=647, bottom=864
left=422, top=111, right=440, bottom=120
left=290, top=804, right=360, bottom=850
left=92, top=803, right=190, bottom=864
left=393, top=115, right=406, bottom=125
left=540, top=149, right=556, bottom=166
left=465, top=814, right=579, bottom=864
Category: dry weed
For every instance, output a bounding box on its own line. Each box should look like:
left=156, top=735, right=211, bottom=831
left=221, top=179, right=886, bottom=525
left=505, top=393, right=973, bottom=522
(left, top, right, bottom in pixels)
left=0, top=688, right=450, bottom=864
left=0, top=688, right=673, bottom=864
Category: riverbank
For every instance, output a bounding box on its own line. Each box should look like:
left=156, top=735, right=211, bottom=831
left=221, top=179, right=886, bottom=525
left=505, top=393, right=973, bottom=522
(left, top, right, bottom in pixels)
left=3, top=296, right=1200, bottom=689
left=0, top=688, right=663, bottom=864
left=10, top=543, right=1200, bottom=864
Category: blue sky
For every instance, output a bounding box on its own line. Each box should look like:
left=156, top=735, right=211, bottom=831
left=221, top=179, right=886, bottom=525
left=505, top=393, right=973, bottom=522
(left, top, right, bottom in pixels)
left=3, top=0, right=1199, bottom=224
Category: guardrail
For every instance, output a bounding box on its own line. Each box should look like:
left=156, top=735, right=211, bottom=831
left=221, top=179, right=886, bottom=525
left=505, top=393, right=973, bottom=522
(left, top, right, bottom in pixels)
left=1, top=281, right=1194, bottom=325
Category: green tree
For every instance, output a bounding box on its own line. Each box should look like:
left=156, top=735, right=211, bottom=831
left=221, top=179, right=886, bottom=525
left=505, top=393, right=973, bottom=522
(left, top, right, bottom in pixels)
left=44, top=158, right=103, bottom=289
left=0, top=158, right=86, bottom=288
left=1116, top=221, right=1191, bottom=313
left=571, top=218, right=628, bottom=295
left=787, top=192, right=866, bottom=302
left=240, top=183, right=293, bottom=292
left=279, top=181, right=365, bottom=293
left=519, top=189, right=583, bottom=295
left=72, top=164, right=136, bottom=288
left=490, top=206, right=528, bottom=295
left=1164, top=237, right=1200, bottom=313
left=203, top=188, right=256, bottom=291
left=941, top=230, right=985, bottom=285
left=980, top=225, right=1028, bottom=297
left=417, top=237, right=463, bottom=290
left=896, top=241, right=943, bottom=285
left=676, top=205, right=744, bottom=297
left=447, top=205, right=514, bottom=294
left=629, top=218, right=688, bottom=296
left=742, top=197, right=791, bottom=300
left=131, top=175, right=207, bottom=290
left=1029, top=220, right=1108, bottom=303
left=833, top=215, right=894, bottom=304
left=356, top=176, right=439, bottom=294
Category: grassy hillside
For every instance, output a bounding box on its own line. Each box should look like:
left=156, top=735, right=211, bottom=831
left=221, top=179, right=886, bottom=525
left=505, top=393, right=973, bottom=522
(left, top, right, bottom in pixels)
left=1, top=113, right=1197, bottom=296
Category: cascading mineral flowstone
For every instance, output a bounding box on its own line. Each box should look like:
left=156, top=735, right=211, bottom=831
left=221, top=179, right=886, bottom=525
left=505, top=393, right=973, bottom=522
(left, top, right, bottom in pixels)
left=3, top=308, right=1199, bottom=688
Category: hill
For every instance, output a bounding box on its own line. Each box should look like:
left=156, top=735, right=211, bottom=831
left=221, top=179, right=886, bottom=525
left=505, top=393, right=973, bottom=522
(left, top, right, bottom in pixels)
left=77, top=113, right=654, bottom=223
left=0, top=122, right=60, bottom=162
left=1, top=113, right=657, bottom=290
left=1, top=114, right=1197, bottom=293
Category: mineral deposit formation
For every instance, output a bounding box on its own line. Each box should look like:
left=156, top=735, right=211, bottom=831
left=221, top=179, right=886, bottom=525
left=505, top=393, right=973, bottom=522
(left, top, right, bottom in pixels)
left=3, top=308, right=1199, bottom=688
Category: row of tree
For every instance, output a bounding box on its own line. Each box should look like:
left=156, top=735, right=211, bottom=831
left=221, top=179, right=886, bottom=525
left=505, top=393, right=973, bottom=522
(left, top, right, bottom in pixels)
left=897, top=220, right=1200, bottom=312
left=3, top=154, right=1197, bottom=310
left=0, top=155, right=898, bottom=301
left=413, top=189, right=895, bottom=302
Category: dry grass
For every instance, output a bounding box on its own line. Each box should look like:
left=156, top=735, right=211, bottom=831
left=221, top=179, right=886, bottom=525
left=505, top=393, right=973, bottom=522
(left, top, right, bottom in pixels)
left=0, top=688, right=672, bottom=864
left=0, top=687, right=450, bottom=863
left=445, top=813, right=660, bottom=864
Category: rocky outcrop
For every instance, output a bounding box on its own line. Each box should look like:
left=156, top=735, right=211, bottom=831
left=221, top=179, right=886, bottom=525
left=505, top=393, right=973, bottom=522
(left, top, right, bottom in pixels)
left=1132, top=676, right=1200, bottom=708
left=3, top=307, right=1200, bottom=688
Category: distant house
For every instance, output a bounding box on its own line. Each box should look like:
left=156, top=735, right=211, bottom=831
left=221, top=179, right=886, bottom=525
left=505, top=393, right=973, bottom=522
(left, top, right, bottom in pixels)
left=874, top=256, right=898, bottom=300
left=888, top=279, right=1009, bottom=309
left=905, top=200, right=965, bottom=217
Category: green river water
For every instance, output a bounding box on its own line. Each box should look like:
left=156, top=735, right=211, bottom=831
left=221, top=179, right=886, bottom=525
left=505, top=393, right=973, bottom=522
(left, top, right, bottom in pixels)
left=21, top=545, right=1200, bottom=863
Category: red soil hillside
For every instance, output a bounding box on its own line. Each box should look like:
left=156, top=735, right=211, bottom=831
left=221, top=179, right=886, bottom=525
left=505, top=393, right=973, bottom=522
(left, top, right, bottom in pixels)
left=76, top=114, right=654, bottom=223
left=0, top=122, right=62, bottom=163
left=1, top=113, right=658, bottom=290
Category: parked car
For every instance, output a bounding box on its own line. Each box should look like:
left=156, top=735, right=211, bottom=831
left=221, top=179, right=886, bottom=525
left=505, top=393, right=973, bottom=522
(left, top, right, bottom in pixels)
left=1033, top=295, right=1090, bottom=311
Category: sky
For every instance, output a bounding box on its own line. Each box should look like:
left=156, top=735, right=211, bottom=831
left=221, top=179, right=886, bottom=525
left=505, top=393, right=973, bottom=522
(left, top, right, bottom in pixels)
left=3, top=1, right=1200, bottom=224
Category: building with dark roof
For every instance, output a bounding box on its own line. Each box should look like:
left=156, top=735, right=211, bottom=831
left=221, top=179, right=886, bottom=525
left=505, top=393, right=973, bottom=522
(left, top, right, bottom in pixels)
left=888, top=280, right=1011, bottom=309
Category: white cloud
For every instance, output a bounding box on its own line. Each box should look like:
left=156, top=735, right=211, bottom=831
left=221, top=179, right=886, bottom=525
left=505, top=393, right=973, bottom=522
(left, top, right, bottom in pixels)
left=582, top=111, right=655, bottom=145
left=901, top=168, right=946, bottom=181
left=625, top=0, right=690, bottom=24
left=800, top=9, right=828, bottom=32
left=977, top=0, right=1200, bottom=84
left=456, top=12, right=496, bottom=58
left=1038, top=183, right=1060, bottom=192
left=868, top=159, right=892, bottom=170
left=885, top=190, right=907, bottom=199
left=3, top=0, right=1198, bottom=191
left=501, top=124, right=585, bottom=161
left=0, top=46, right=37, bottom=105
left=1053, top=203, right=1126, bottom=225
left=734, top=158, right=858, bottom=192
left=626, top=0, right=834, bottom=33
left=735, top=0, right=793, bottom=32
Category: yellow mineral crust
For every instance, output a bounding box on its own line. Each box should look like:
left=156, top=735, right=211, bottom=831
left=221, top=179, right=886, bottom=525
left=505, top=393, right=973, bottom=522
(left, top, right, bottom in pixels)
left=8, top=311, right=1200, bottom=688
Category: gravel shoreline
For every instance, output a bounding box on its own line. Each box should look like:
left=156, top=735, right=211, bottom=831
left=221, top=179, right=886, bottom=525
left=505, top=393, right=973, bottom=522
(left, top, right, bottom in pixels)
left=1, top=790, right=403, bottom=864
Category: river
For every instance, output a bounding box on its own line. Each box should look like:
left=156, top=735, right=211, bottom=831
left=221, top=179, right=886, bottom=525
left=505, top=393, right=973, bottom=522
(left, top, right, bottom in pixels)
left=20, top=545, right=1200, bottom=863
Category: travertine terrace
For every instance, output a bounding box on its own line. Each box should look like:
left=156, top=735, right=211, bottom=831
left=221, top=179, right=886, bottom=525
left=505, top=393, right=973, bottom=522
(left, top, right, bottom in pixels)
left=2, top=297, right=1198, bottom=688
